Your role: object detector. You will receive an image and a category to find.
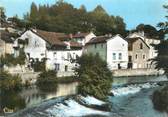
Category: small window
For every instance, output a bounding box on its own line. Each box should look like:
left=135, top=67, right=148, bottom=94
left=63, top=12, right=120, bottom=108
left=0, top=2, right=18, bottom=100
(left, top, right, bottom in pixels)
left=135, top=54, right=138, bottom=59
left=95, top=44, right=97, bottom=48
left=53, top=52, right=57, bottom=57
left=143, top=54, right=146, bottom=59
left=119, top=53, right=122, bottom=60
left=113, top=53, right=116, bottom=60
left=96, top=52, right=99, bottom=56
left=55, top=64, right=60, bottom=71
left=140, top=43, right=143, bottom=49
left=65, top=65, right=68, bottom=72
left=101, top=44, right=103, bottom=48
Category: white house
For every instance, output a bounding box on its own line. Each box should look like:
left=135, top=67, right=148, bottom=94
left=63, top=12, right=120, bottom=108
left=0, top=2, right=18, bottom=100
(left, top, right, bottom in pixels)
left=72, top=32, right=96, bottom=46
left=15, top=29, right=82, bottom=76
left=84, top=34, right=128, bottom=70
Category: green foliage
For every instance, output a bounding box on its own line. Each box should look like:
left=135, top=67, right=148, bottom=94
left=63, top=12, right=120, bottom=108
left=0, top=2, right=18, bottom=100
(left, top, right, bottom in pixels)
left=0, top=7, right=6, bottom=21
left=157, top=5, right=168, bottom=39
left=0, top=71, right=22, bottom=91
left=0, top=91, right=26, bottom=111
left=31, top=58, right=46, bottom=72
left=36, top=70, right=58, bottom=92
left=0, top=49, right=26, bottom=66
left=152, top=85, right=168, bottom=112
left=24, top=1, right=126, bottom=36
left=152, top=40, right=168, bottom=76
left=136, top=24, right=159, bottom=38
left=75, top=54, right=113, bottom=100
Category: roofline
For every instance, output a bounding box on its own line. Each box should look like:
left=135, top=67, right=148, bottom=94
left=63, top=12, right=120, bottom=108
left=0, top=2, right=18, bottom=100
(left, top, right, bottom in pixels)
left=127, top=37, right=150, bottom=49
left=20, top=29, right=67, bottom=47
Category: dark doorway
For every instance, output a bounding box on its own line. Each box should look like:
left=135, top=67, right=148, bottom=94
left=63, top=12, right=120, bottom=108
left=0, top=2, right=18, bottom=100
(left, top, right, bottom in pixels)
left=128, top=56, right=133, bottom=69
left=118, top=64, right=121, bottom=69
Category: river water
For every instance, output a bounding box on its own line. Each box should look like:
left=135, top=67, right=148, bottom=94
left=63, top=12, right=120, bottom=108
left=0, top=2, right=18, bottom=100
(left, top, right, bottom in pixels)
left=1, top=75, right=168, bottom=117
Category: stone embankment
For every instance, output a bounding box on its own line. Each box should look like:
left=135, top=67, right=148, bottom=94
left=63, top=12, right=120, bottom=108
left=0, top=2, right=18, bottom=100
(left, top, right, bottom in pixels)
left=113, top=68, right=164, bottom=77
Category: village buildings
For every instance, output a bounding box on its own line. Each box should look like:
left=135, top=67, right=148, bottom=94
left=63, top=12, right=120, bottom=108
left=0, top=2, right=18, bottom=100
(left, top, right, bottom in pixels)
left=14, top=29, right=83, bottom=76
left=0, top=27, right=163, bottom=76
left=84, top=34, right=128, bottom=70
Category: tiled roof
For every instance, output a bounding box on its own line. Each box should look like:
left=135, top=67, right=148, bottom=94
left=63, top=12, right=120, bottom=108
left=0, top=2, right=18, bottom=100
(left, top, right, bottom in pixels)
left=69, top=41, right=82, bottom=47
left=86, top=36, right=110, bottom=44
left=126, top=37, right=150, bottom=49
left=32, top=29, right=67, bottom=46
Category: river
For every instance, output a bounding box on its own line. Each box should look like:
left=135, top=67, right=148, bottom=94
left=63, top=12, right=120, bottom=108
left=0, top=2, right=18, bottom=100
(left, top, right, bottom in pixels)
left=1, top=75, right=168, bottom=117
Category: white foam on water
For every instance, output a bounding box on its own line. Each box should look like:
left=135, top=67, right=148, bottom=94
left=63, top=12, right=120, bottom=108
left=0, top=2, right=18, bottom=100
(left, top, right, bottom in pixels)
left=111, top=83, right=158, bottom=96
left=79, top=95, right=105, bottom=105
left=45, top=99, right=110, bottom=117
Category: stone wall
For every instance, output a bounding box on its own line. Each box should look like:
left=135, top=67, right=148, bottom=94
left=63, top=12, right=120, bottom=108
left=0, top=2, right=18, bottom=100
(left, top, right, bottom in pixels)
left=113, top=68, right=164, bottom=77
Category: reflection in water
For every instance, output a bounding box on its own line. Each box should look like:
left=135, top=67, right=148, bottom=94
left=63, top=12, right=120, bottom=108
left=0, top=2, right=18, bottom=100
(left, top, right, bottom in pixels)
left=0, top=82, right=78, bottom=115
left=0, top=91, right=26, bottom=114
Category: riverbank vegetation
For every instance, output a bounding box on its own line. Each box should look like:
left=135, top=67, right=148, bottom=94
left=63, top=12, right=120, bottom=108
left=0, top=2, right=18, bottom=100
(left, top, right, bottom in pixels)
left=0, top=49, right=26, bottom=67
left=36, top=70, right=58, bottom=92
left=152, top=4, right=168, bottom=112
left=0, top=71, right=22, bottom=91
left=75, top=54, right=113, bottom=100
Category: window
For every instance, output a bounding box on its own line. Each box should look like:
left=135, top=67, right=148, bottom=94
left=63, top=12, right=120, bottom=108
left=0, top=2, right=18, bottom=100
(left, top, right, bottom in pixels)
left=113, top=53, right=116, bottom=60
left=143, top=54, right=146, bottom=59
left=101, top=44, right=103, bottom=48
left=53, top=52, right=57, bottom=57
left=135, top=54, right=138, bottom=59
left=65, top=65, right=68, bottom=72
left=55, top=64, right=60, bottom=71
left=119, top=53, right=122, bottom=60
left=140, top=43, right=143, bottom=49
left=95, top=44, right=97, bottom=48
left=96, top=52, right=99, bottom=56
left=67, top=53, right=71, bottom=60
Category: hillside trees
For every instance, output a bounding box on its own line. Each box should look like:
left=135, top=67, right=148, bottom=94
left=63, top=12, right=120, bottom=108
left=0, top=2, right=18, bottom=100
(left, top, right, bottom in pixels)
left=24, top=1, right=127, bottom=36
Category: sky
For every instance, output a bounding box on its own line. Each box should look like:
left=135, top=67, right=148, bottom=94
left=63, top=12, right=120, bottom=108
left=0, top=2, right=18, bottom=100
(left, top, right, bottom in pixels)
left=0, top=0, right=167, bottom=30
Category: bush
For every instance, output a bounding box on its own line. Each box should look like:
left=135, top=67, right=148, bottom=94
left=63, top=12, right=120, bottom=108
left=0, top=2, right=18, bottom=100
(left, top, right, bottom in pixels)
left=75, top=54, right=113, bottom=100
left=36, top=70, right=58, bottom=92
left=0, top=71, right=22, bottom=91
left=31, top=58, right=46, bottom=72
left=152, top=86, right=168, bottom=112
left=0, top=49, right=26, bottom=66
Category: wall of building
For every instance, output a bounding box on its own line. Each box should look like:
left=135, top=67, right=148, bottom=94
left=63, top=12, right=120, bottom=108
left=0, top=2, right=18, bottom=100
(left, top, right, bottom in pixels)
left=129, top=39, right=150, bottom=69
left=46, top=50, right=82, bottom=72
left=18, top=30, right=47, bottom=61
left=107, top=35, right=128, bottom=70
left=84, top=43, right=107, bottom=61
left=0, top=39, right=5, bottom=56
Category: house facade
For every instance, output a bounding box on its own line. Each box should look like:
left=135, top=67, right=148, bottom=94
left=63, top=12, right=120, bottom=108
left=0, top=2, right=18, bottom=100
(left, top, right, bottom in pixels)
left=128, top=32, right=160, bottom=68
left=127, top=37, right=150, bottom=69
left=15, top=29, right=82, bottom=76
left=84, top=34, right=128, bottom=70
left=0, top=30, right=16, bottom=56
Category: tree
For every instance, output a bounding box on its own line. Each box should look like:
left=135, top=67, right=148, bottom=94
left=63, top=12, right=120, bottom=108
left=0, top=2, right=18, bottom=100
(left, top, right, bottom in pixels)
left=75, top=54, right=113, bottom=100
left=25, top=1, right=127, bottom=36
left=136, top=24, right=159, bottom=38
left=29, top=2, right=38, bottom=23
left=0, top=7, right=6, bottom=21
left=157, top=5, right=168, bottom=39
left=36, top=70, right=58, bottom=92
left=152, top=5, right=168, bottom=110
